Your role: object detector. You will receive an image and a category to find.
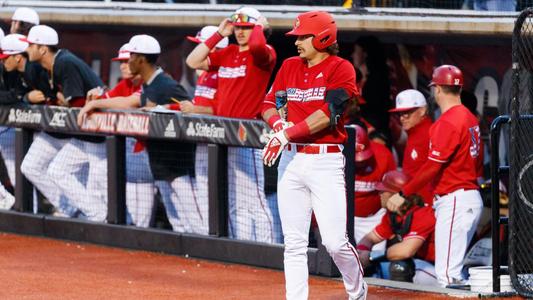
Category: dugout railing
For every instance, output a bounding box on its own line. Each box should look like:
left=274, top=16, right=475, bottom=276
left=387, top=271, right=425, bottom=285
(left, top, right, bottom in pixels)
left=0, top=104, right=356, bottom=277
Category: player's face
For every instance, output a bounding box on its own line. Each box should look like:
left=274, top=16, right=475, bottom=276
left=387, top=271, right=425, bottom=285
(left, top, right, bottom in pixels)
left=128, top=53, right=141, bottom=76
left=379, top=191, right=394, bottom=208
left=120, top=61, right=133, bottom=79
left=294, top=35, right=318, bottom=60
left=26, top=44, right=41, bottom=62
left=233, top=26, right=253, bottom=46
left=2, top=55, right=17, bottom=72
left=398, top=106, right=427, bottom=131
left=10, top=20, right=20, bottom=35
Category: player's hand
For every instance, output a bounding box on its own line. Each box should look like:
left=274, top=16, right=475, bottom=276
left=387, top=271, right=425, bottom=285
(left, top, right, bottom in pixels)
left=86, top=87, right=104, bottom=102
left=263, top=130, right=289, bottom=166
left=77, top=101, right=95, bottom=126
left=179, top=100, right=195, bottom=114
left=218, top=18, right=234, bottom=37
left=27, top=90, right=46, bottom=103
left=387, top=193, right=406, bottom=213
left=56, top=92, right=68, bottom=106
left=357, top=250, right=371, bottom=268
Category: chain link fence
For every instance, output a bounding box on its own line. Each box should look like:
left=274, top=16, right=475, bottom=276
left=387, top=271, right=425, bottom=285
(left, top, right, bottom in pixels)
left=509, top=7, right=533, bottom=298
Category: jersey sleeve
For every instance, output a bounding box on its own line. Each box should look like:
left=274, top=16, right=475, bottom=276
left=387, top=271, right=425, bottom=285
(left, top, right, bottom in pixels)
left=248, top=26, right=276, bottom=71
left=373, top=213, right=394, bottom=240
left=207, top=47, right=227, bottom=71
left=105, top=79, right=128, bottom=98
left=319, top=60, right=358, bottom=117
left=404, top=207, right=436, bottom=241
left=428, top=120, right=460, bottom=163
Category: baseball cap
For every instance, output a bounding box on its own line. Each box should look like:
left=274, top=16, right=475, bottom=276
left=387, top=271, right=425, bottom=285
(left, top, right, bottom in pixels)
left=21, top=25, right=58, bottom=46
left=187, top=26, right=228, bottom=48
left=112, top=43, right=131, bottom=61
left=0, top=34, right=28, bottom=59
left=0, top=28, right=4, bottom=43
left=12, top=7, right=40, bottom=25
left=389, top=89, right=427, bottom=113
left=375, top=170, right=410, bottom=193
left=230, top=7, right=261, bottom=27
left=125, top=34, right=160, bottom=54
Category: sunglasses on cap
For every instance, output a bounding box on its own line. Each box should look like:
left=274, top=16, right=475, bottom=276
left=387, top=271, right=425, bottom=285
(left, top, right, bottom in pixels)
left=230, top=13, right=257, bottom=24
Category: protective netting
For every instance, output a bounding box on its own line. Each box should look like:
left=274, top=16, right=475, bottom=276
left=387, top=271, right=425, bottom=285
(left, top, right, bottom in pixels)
left=509, top=8, right=533, bottom=297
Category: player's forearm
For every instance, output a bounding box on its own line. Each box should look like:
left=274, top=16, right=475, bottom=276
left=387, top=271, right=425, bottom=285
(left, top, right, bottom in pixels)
left=192, top=105, right=213, bottom=115
left=284, top=110, right=329, bottom=141
left=186, top=43, right=210, bottom=71
left=92, top=96, right=140, bottom=110
left=248, top=26, right=273, bottom=68
left=386, top=241, right=419, bottom=261
left=402, top=160, right=442, bottom=196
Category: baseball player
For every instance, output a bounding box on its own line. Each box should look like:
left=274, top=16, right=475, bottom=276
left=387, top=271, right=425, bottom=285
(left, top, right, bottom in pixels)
left=353, top=125, right=396, bottom=252
left=261, top=11, right=366, bottom=300
left=186, top=7, right=277, bottom=242
left=82, top=43, right=155, bottom=227
left=10, top=7, right=39, bottom=35
left=78, top=34, right=194, bottom=232
left=357, top=170, right=437, bottom=286
left=387, top=65, right=483, bottom=287
left=389, top=89, right=434, bottom=204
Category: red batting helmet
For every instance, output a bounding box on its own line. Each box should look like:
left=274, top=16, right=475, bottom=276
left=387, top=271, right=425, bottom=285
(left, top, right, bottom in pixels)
left=354, top=125, right=373, bottom=162
left=375, top=170, right=410, bottom=193
left=286, top=11, right=337, bottom=51
left=428, top=65, right=463, bottom=87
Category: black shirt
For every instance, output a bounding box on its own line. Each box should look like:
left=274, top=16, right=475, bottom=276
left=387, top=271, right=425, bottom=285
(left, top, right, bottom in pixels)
left=142, top=69, right=196, bottom=180
left=0, top=64, right=27, bottom=105
left=53, top=49, right=103, bottom=101
left=22, top=61, right=56, bottom=103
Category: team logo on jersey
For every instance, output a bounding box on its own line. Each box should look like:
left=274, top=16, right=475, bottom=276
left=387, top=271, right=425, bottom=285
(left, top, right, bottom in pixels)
left=286, top=87, right=326, bottom=102
left=316, top=72, right=323, bottom=79
left=218, top=65, right=247, bottom=78
left=354, top=180, right=377, bottom=192
left=469, top=125, right=481, bottom=158
left=410, top=149, right=418, bottom=160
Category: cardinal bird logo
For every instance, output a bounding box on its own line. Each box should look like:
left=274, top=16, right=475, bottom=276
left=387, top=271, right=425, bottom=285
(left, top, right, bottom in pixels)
left=238, top=122, right=248, bottom=144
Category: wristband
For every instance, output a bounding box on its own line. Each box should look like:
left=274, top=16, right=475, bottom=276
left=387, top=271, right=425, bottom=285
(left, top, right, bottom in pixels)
left=356, top=244, right=371, bottom=251
left=204, top=32, right=223, bottom=49
left=267, top=114, right=282, bottom=129
left=285, top=121, right=311, bottom=141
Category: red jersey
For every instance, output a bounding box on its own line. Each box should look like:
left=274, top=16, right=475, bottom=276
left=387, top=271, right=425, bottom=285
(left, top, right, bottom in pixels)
left=208, top=44, right=276, bottom=119
left=193, top=70, right=218, bottom=110
left=264, top=56, right=358, bottom=144
left=374, top=205, right=436, bottom=262
left=354, top=142, right=396, bottom=217
left=103, top=78, right=141, bottom=99
left=428, top=104, right=481, bottom=195
left=403, top=117, right=434, bottom=204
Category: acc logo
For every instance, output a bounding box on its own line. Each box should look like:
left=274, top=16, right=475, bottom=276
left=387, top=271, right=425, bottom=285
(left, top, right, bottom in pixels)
left=238, top=122, right=247, bottom=144
left=50, top=112, right=67, bottom=127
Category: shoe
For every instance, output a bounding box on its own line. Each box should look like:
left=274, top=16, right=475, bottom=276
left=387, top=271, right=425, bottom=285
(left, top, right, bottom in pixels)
left=0, top=189, right=15, bottom=210
left=350, top=281, right=367, bottom=300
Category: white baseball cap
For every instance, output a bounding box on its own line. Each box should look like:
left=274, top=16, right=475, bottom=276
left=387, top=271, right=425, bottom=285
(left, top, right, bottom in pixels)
left=389, top=89, right=427, bottom=113
left=0, top=28, right=5, bottom=43
left=187, top=26, right=228, bottom=48
left=0, top=34, right=28, bottom=59
left=125, top=34, right=160, bottom=54
left=12, top=7, right=39, bottom=25
left=231, top=7, right=261, bottom=26
left=21, top=25, right=58, bottom=46
left=112, top=43, right=130, bottom=61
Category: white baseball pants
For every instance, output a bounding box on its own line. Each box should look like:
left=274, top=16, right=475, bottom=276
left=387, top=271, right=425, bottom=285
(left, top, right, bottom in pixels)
left=354, top=208, right=387, bottom=252
left=277, top=149, right=365, bottom=300
left=413, top=259, right=438, bottom=286
left=0, top=126, right=16, bottom=184
left=20, top=132, right=76, bottom=216
left=228, top=147, right=274, bottom=243
left=433, top=189, right=483, bottom=287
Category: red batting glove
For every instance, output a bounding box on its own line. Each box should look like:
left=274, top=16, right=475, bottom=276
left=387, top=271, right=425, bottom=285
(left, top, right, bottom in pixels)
left=263, top=130, right=289, bottom=167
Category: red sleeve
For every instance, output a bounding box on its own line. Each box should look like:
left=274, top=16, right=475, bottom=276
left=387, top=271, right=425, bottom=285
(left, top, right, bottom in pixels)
left=402, top=159, right=443, bottom=196
left=319, top=60, right=358, bottom=117
left=428, top=120, right=460, bottom=163
left=193, top=96, right=215, bottom=108
left=404, top=207, right=436, bottom=241
left=374, top=213, right=394, bottom=240
left=262, top=61, right=287, bottom=114
left=104, top=79, right=128, bottom=98
left=248, top=26, right=276, bottom=71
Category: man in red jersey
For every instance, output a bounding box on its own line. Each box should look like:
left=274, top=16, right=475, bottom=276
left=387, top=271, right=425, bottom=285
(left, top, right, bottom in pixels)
left=389, top=89, right=434, bottom=204
left=186, top=7, right=277, bottom=242
left=387, top=65, right=483, bottom=287
left=352, top=125, right=396, bottom=252
left=357, top=170, right=437, bottom=286
left=261, top=11, right=366, bottom=300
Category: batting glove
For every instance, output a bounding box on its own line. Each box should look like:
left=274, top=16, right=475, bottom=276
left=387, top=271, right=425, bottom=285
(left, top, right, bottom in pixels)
left=272, top=119, right=294, bottom=133
left=386, top=193, right=406, bottom=213
left=263, top=130, right=289, bottom=167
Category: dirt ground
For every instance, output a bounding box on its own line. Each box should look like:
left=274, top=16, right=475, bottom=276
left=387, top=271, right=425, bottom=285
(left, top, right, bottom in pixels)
left=0, top=233, right=519, bottom=299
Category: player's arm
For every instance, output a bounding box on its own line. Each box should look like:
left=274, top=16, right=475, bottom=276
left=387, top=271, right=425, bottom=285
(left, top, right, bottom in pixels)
left=77, top=94, right=140, bottom=126
left=356, top=231, right=384, bottom=268
left=186, top=19, right=233, bottom=71
left=179, top=100, right=214, bottom=115
left=386, top=238, right=425, bottom=261
left=248, top=20, right=275, bottom=70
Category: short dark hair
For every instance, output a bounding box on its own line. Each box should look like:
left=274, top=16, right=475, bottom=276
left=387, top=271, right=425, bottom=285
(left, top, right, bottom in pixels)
left=324, top=43, right=339, bottom=55
left=144, top=53, right=159, bottom=65
left=45, top=45, right=59, bottom=54
left=14, top=21, right=34, bottom=36
left=440, top=85, right=462, bottom=95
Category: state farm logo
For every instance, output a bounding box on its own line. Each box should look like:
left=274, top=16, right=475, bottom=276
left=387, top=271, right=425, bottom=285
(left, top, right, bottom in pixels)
left=8, top=108, right=42, bottom=124
left=164, top=120, right=176, bottom=138
left=185, top=122, right=225, bottom=139
left=49, top=112, right=67, bottom=127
